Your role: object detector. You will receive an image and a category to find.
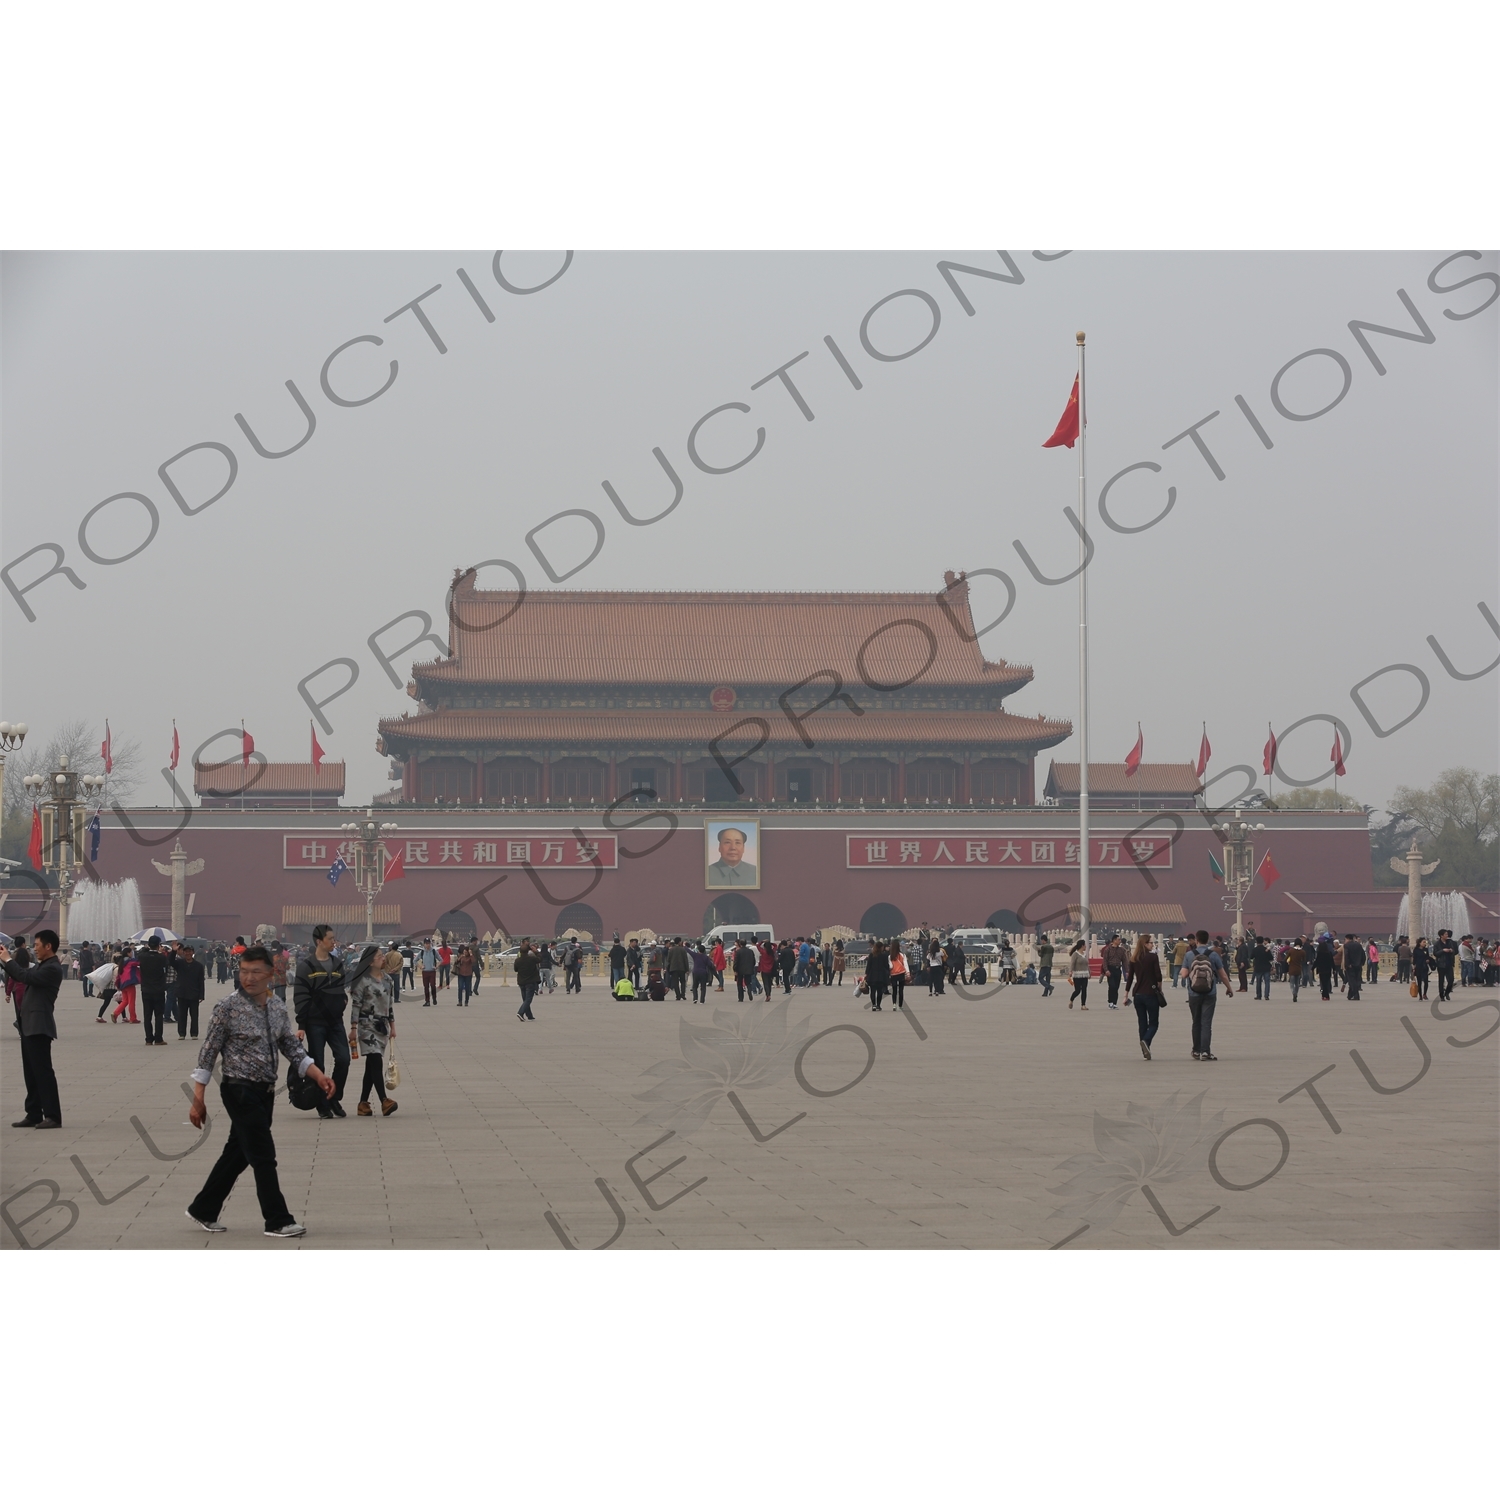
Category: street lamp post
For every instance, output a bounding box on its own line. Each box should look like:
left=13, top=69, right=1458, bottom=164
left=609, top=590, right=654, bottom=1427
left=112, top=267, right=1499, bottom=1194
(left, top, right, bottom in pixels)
left=0, top=721, right=28, bottom=886
left=1212, top=817, right=1266, bottom=942
left=22, top=755, right=106, bottom=953
left=340, top=808, right=400, bottom=943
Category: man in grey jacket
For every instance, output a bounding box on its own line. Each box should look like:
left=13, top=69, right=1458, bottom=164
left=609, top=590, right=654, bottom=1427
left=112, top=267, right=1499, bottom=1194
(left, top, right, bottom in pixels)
left=2, top=928, right=65, bottom=1128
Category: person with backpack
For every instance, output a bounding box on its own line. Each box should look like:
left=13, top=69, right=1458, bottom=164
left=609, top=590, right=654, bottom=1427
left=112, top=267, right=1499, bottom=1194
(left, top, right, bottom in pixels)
left=1313, top=930, right=1338, bottom=1000
left=1178, top=928, right=1231, bottom=1060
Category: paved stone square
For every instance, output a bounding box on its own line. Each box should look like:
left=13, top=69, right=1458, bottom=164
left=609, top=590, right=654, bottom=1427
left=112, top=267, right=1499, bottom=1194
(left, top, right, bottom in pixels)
left=3, top=973, right=1495, bottom=1250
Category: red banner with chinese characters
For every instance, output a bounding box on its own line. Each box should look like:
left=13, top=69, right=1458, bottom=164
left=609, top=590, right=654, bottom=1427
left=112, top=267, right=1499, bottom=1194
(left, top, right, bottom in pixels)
left=846, top=834, right=1173, bottom=869
left=285, top=833, right=618, bottom=871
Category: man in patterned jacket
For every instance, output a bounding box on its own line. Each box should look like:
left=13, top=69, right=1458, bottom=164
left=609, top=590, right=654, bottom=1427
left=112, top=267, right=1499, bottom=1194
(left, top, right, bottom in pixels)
left=185, top=945, right=334, bottom=1237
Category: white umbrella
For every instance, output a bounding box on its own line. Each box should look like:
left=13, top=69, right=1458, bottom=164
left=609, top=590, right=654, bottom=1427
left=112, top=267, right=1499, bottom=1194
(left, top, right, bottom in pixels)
left=130, top=926, right=180, bottom=943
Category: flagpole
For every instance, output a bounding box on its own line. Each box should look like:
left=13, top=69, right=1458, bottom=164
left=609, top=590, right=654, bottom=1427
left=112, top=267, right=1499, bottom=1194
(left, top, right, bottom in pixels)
left=1077, top=330, right=1089, bottom=944
left=309, top=720, right=314, bottom=817
left=240, top=718, right=246, bottom=817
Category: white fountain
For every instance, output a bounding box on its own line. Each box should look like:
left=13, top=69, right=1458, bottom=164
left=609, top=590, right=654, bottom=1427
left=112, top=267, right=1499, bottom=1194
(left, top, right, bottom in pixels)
left=69, top=877, right=145, bottom=941
left=1395, top=889, right=1472, bottom=942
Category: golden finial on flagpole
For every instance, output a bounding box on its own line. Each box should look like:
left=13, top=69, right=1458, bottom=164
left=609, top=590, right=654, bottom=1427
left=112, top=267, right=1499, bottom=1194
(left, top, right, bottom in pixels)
left=1076, top=330, right=1086, bottom=344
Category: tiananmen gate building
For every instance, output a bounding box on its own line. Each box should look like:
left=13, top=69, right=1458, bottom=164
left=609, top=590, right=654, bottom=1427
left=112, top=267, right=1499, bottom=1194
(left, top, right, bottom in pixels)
left=76, top=569, right=1412, bottom=943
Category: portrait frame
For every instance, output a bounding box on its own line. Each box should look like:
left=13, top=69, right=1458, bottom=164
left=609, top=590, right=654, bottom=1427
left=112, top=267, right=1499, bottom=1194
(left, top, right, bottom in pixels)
left=704, top=818, right=762, bottom=891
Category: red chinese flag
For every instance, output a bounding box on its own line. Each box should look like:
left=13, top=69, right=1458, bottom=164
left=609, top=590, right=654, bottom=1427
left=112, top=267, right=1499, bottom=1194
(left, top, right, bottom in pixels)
left=1196, top=727, right=1211, bottom=778
left=28, top=807, right=44, bottom=870
left=241, top=727, right=255, bottom=767
left=1262, top=724, right=1278, bottom=776
left=1330, top=730, right=1346, bottom=777
left=170, top=723, right=180, bottom=771
left=1042, top=375, right=1081, bottom=449
left=1257, top=850, right=1281, bottom=890
left=311, top=726, right=325, bottom=772
left=383, top=846, right=405, bottom=882
left=1124, top=724, right=1143, bottom=778
left=100, top=721, right=113, bottom=773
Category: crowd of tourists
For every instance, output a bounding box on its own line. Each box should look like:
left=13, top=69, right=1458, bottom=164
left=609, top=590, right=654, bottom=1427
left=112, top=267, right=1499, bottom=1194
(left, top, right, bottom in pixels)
left=5, top=912, right=1496, bottom=1238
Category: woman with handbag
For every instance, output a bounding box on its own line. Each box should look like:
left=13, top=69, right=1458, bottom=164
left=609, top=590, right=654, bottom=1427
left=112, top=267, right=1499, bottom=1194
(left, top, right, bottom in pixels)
left=1128, top=934, right=1165, bottom=1059
left=1411, top=938, right=1432, bottom=1000
left=347, top=945, right=398, bottom=1116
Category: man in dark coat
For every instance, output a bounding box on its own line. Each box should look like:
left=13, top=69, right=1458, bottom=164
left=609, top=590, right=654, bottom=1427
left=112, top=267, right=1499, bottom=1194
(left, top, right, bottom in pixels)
left=175, top=944, right=207, bottom=1038
left=137, top=935, right=171, bottom=1045
left=3, top=928, right=65, bottom=1128
left=293, top=923, right=349, bottom=1117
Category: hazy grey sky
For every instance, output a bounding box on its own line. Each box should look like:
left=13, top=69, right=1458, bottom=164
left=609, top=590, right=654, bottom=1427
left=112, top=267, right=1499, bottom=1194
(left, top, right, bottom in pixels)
left=3, top=249, right=1496, bottom=808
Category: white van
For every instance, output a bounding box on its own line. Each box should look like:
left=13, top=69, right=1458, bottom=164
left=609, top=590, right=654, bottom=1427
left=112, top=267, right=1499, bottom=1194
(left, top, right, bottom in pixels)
left=950, top=927, right=1011, bottom=949
left=705, top=923, right=775, bottom=947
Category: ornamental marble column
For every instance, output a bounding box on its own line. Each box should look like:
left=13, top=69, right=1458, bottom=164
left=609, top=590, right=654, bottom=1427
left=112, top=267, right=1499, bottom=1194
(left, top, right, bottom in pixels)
left=151, top=838, right=205, bottom=937
left=1390, top=837, right=1439, bottom=941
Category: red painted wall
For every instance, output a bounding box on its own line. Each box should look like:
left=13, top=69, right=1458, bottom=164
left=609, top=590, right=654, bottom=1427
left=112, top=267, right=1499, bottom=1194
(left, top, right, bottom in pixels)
left=62, top=807, right=1377, bottom=942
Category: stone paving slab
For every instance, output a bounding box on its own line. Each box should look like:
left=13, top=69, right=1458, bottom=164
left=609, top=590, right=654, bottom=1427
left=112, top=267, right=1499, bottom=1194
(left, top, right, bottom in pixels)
left=2, top=974, right=1495, bottom=1249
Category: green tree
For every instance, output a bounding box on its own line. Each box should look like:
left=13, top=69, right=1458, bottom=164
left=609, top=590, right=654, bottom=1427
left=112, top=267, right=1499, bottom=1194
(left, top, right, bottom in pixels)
left=1271, top=788, right=1366, bottom=812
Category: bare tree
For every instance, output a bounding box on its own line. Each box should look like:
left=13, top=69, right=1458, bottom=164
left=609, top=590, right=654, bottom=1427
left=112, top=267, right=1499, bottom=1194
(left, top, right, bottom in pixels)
left=1390, top=767, right=1500, bottom=844
left=1, top=720, right=141, bottom=819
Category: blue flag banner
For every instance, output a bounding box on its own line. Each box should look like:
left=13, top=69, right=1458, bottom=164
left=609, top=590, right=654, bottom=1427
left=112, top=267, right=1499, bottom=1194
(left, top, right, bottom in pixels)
left=328, top=855, right=348, bottom=886
left=88, top=813, right=101, bottom=861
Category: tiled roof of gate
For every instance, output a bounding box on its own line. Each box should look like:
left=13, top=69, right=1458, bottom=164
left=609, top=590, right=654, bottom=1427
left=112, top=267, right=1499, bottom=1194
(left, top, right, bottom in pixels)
left=1044, top=762, right=1203, bottom=796
left=378, top=709, right=1072, bottom=753
left=413, top=576, right=1034, bottom=692
left=195, top=761, right=346, bottom=794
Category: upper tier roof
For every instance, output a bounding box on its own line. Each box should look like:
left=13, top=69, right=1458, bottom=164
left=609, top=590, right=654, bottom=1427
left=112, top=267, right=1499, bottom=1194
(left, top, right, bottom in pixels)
left=414, top=571, right=1034, bottom=692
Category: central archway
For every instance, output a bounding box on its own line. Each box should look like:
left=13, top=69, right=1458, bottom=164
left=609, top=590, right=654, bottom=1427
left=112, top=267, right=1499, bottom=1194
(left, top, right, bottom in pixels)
left=555, top=902, right=603, bottom=940
left=704, top=894, right=760, bottom=933
left=859, top=901, right=907, bottom=937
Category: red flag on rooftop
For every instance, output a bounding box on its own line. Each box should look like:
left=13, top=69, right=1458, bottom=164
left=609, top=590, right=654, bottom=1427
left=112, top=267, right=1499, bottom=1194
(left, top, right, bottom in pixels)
left=241, top=723, right=254, bottom=767
left=1330, top=729, right=1346, bottom=777
left=1042, top=375, right=1081, bottom=449
left=383, top=846, right=405, bottom=882
left=100, top=721, right=113, bottom=774
left=28, top=806, right=43, bottom=870
left=1196, top=725, right=1211, bottom=778
left=1257, top=850, right=1281, bottom=890
left=1263, top=724, right=1278, bottom=776
left=1124, top=724, right=1143, bottom=777
left=311, top=723, right=325, bottom=772
left=170, top=721, right=179, bottom=771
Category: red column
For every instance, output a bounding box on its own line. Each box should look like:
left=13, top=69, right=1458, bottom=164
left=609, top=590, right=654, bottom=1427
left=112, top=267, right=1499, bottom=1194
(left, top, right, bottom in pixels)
left=542, top=750, right=551, bottom=804
left=961, top=753, right=971, bottom=804
left=896, top=753, right=905, bottom=803
left=832, top=751, right=841, bottom=804
left=608, top=751, right=617, bottom=803
left=674, top=751, right=683, bottom=804
left=767, top=749, right=775, bottom=802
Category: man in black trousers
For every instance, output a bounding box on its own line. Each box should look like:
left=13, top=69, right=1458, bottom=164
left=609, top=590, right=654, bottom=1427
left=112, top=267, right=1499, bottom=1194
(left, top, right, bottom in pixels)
left=175, top=944, right=207, bottom=1038
left=2, top=928, right=65, bottom=1129
left=138, top=935, right=170, bottom=1045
